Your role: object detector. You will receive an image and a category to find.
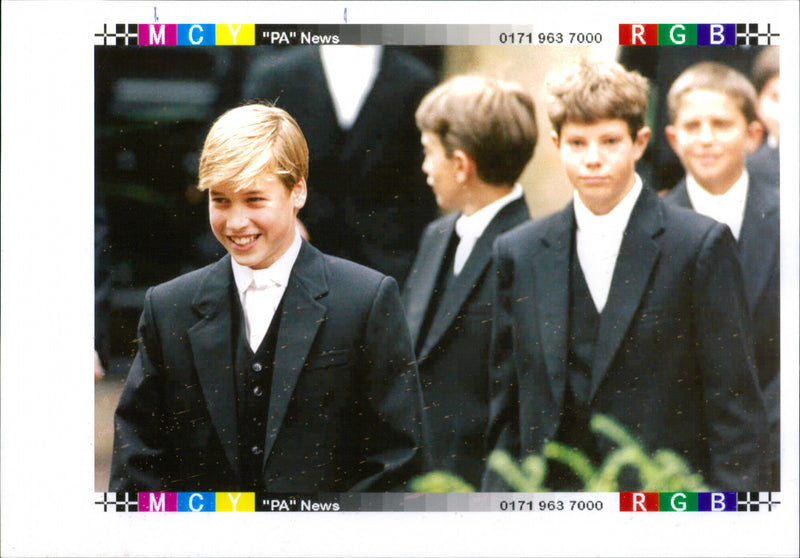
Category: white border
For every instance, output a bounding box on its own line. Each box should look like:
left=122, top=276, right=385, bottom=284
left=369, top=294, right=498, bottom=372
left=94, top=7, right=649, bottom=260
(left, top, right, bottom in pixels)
left=1, top=2, right=798, bottom=557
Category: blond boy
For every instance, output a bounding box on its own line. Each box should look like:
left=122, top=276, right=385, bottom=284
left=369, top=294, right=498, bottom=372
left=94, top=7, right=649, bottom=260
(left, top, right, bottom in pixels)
left=111, top=105, right=425, bottom=493
left=664, top=61, right=779, bottom=488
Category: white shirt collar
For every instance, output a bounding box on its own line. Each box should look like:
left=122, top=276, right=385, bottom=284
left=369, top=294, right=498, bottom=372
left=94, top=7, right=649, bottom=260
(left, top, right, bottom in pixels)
left=685, top=171, right=748, bottom=241
left=319, top=46, right=383, bottom=129
left=455, top=183, right=524, bottom=240
left=573, top=175, right=643, bottom=238
left=231, top=230, right=302, bottom=296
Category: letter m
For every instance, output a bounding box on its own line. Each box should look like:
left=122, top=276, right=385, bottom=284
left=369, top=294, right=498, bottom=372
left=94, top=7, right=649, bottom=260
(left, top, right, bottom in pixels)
left=149, top=492, right=165, bottom=512
left=150, top=24, right=166, bottom=44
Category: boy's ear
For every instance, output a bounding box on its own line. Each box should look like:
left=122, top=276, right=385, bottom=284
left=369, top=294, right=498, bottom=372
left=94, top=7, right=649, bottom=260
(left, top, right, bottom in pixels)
left=452, top=149, right=475, bottom=183
left=550, top=130, right=561, bottom=149
left=632, top=126, right=651, bottom=161
left=744, top=120, right=764, bottom=154
left=664, top=124, right=679, bottom=154
left=291, top=178, right=307, bottom=210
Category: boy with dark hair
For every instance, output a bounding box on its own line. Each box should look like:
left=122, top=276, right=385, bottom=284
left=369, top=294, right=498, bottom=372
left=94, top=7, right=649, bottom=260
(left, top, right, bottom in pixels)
left=484, top=60, right=768, bottom=491
left=402, top=75, right=537, bottom=487
left=665, top=61, right=780, bottom=488
left=110, top=104, right=426, bottom=493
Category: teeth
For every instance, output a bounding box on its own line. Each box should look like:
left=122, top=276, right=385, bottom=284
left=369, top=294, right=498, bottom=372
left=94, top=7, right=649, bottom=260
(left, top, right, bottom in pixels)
left=231, top=235, right=257, bottom=246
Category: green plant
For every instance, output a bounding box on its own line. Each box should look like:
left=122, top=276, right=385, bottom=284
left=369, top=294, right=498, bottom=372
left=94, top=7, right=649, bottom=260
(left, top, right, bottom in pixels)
left=410, top=414, right=711, bottom=492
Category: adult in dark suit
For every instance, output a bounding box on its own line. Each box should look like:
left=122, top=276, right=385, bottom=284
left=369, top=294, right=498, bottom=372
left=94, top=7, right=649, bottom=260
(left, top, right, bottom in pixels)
left=110, top=105, right=425, bottom=493
left=242, top=46, right=438, bottom=285
left=484, top=60, right=767, bottom=492
left=402, top=76, right=537, bottom=487
left=663, top=60, right=779, bottom=488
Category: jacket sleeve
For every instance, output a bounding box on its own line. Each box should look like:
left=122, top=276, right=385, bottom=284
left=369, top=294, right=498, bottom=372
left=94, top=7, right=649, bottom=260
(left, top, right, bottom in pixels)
left=694, top=224, right=770, bottom=491
left=481, top=237, right=521, bottom=491
left=351, top=275, right=429, bottom=491
left=109, top=288, right=169, bottom=492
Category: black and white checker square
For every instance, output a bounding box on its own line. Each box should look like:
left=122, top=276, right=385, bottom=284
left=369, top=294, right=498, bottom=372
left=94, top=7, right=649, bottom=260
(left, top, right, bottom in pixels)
left=94, top=24, right=138, bottom=46
left=737, top=491, right=780, bottom=511
left=736, top=23, right=779, bottom=45
left=94, top=492, right=138, bottom=512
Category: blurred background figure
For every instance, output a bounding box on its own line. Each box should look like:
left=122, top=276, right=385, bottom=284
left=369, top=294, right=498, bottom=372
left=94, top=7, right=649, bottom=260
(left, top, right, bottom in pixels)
left=242, top=46, right=439, bottom=284
left=747, top=46, right=780, bottom=188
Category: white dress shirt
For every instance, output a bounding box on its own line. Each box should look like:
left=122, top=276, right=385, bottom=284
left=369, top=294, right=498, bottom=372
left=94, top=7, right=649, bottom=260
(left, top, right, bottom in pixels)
left=232, top=232, right=302, bottom=351
left=685, top=171, right=748, bottom=241
left=453, top=184, right=524, bottom=275
left=319, top=45, right=383, bottom=130
left=573, top=176, right=643, bottom=312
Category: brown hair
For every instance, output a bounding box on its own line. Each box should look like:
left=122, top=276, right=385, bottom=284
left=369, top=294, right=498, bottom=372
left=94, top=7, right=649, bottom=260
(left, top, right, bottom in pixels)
left=545, top=59, right=649, bottom=139
left=198, top=104, right=309, bottom=192
left=666, top=62, right=758, bottom=124
left=415, top=75, right=538, bottom=186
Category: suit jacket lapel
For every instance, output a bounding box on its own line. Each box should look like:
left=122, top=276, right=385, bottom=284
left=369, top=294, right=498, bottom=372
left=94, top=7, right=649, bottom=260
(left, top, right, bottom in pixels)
left=404, top=213, right=457, bottom=347
left=263, top=241, right=328, bottom=462
left=419, top=199, right=529, bottom=359
left=738, top=181, right=779, bottom=313
left=532, top=206, right=572, bottom=406
left=187, top=255, right=240, bottom=477
left=590, top=188, right=663, bottom=400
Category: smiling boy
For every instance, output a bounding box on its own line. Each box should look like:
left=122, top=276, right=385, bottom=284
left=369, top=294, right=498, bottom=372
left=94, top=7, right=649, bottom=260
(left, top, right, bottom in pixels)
left=664, top=62, right=780, bottom=489
left=483, top=60, right=768, bottom=491
left=110, top=104, right=426, bottom=493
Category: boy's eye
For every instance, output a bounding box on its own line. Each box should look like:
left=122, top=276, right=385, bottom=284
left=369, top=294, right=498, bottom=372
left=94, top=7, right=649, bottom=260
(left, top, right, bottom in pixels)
left=247, top=197, right=266, bottom=203
left=211, top=197, right=228, bottom=204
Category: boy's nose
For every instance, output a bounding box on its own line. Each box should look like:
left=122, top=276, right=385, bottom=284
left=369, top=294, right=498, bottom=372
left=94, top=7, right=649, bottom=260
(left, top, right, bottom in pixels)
left=698, top=122, right=714, bottom=142
left=584, top=141, right=601, bottom=165
left=227, top=208, right=249, bottom=229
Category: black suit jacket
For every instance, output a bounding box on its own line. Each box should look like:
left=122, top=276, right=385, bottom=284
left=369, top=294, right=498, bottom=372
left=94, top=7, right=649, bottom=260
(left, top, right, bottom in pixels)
left=485, top=187, right=768, bottom=491
left=242, top=47, right=437, bottom=284
left=110, top=241, right=426, bottom=493
left=664, top=177, right=780, bottom=487
left=747, top=140, right=780, bottom=189
left=402, top=198, right=530, bottom=487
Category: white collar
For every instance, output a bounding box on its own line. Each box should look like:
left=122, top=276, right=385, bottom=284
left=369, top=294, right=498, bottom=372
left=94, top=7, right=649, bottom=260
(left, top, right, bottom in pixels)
left=685, top=171, right=748, bottom=240
left=455, top=183, right=524, bottom=240
left=573, top=175, right=643, bottom=237
left=319, top=46, right=383, bottom=129
left=231, top=230, right=302, bottom=294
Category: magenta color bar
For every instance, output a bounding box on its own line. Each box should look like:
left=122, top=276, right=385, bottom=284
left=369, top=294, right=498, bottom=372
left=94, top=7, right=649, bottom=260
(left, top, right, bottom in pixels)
left=138, top=24, right=178, bottom=45
left=139, top=492, right=178, bottom=511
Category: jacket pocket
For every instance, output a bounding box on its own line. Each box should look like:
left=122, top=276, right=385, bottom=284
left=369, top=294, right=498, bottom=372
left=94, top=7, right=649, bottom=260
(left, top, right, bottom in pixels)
left=305, top=348, right=352, bottom=370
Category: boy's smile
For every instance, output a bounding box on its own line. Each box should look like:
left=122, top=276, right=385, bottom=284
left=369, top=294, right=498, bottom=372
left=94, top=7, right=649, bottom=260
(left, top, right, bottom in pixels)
left=666, top=89, right=762, bottom=195
left=209, top=173, right=306, bottom=270
left=553, top=119, right=650, bottom=215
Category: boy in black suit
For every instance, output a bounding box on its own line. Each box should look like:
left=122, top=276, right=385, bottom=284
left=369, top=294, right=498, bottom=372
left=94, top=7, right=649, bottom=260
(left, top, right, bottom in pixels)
left=402, top=76, right=537, bottom=487
left=664, top=62, right=780, bottom=488
left=110, top=104, right=426, bottom=493
left=484, top=60, right=767, bottom=491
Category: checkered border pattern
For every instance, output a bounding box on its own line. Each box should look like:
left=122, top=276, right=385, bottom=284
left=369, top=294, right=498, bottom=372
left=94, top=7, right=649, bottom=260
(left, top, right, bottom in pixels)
left=95, top=492, right=139, bottom=512
left=737, top=491, right=780, bottom=511
left=736, top=23, right=779, bottom=45
left=94, top=24, right=139, bottom=46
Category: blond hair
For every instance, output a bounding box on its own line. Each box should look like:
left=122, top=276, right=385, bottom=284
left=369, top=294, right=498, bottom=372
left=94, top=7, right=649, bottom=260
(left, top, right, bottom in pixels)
left=198, top=104, right=308, bottom=192
left=545, top=59, right=649, bottom=139
left=415, top=75, right=538, bottom=186
left=666, top=62, right=758, bottom=124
